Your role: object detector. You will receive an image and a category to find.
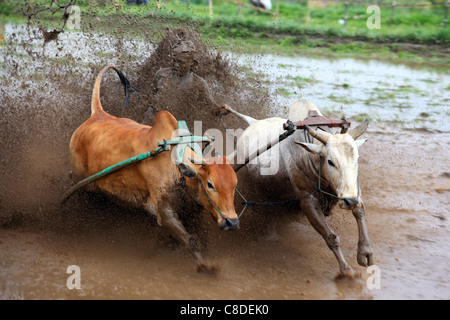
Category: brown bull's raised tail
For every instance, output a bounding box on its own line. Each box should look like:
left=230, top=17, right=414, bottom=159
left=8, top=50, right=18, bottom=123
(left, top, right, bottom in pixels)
left=91, top=65, right=141, bottom=115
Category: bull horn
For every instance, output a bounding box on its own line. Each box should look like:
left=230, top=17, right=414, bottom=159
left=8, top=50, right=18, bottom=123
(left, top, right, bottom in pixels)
left=305, top=125, right=330, bottom=145
left=349, top=119, right=369, bottom=140
left=202, top=143, right=214, bottom=157
left=188, top=157, right=206, bottom=166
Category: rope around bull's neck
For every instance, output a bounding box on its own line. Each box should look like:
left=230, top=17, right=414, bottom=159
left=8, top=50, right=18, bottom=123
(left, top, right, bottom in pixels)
left=236, top=157, right=361, bottom=216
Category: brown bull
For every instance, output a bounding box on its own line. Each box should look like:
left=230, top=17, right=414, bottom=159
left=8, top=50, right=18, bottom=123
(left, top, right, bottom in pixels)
left=69, top=66, right=239, bottom=271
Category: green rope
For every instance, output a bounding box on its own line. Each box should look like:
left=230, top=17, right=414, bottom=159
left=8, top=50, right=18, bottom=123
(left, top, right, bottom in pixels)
left=61, top=142, right=170, bottom=204
left=61, top=119, right=214, bottom=204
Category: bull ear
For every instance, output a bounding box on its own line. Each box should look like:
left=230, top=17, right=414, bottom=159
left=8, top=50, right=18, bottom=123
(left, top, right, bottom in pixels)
left=176, top=161, right=197, bottom=178
left=354, top=139, right=367, bottom=148
left=295, top=141, right=322, bottom=154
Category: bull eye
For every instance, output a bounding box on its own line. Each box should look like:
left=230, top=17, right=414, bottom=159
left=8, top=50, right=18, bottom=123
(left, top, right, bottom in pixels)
left=207, top=181, right=214, bottom=190
left=327, top=159, right=335, bottom=167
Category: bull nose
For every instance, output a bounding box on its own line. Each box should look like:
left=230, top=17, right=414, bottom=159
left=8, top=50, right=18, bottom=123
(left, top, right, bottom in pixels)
left=343, top=198, right=359, bottom=209
left=221, top=218, right=240, bottom=230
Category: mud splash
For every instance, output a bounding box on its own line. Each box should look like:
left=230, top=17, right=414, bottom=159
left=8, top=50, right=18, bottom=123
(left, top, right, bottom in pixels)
left=0, top=22, right=274, bottom=221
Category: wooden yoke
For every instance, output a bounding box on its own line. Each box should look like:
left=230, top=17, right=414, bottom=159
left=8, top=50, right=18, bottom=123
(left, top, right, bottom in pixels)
left=233, top=111, right=352, bottom=172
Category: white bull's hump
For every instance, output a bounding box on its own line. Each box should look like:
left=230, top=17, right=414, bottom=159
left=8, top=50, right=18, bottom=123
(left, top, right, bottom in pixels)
left=236, top=100, right=324, bottom=161
left=288, top=100, right=323, bottom=122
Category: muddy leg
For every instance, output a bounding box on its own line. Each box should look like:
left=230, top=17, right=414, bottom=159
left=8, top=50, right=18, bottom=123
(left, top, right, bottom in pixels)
left=352, top=201, right=374, bottom=267
left=300, top=196, right=356, bottom=278
left=157, top=201, right=211, bottom=272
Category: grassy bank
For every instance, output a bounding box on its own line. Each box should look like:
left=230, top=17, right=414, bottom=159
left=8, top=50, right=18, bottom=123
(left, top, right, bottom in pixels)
left=1, top=0, right=449, bottom=68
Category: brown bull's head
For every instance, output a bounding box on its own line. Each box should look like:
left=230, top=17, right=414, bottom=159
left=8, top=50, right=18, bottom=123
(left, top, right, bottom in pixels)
left=296, top=120, right=369, bottom=210
left=177, top=155, right=239, bottom=230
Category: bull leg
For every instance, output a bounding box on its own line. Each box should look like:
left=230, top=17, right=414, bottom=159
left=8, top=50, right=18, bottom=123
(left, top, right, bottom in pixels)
left=300, top=196, right=356, bottom=278
left=352, top=202, right=374, bottom=267
left=156, top=201, right=210, bottom=272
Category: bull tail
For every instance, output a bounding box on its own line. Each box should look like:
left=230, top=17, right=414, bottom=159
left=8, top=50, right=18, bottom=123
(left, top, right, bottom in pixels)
left=91, top=65, right=141, bottom=116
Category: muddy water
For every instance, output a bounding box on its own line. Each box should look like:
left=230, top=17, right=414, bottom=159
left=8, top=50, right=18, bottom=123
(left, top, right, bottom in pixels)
left=0, top=23, right=449, bottom=300
left=234, top=53, right=450, bottom=133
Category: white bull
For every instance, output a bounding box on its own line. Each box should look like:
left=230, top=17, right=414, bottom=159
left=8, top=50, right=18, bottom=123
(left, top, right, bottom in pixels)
left=225, top=100, right=374, bottom=277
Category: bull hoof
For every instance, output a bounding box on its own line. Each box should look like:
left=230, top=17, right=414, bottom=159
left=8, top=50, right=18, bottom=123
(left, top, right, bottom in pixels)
left=335, top=268, right=361, bottom=281
left=357, top=252, right=374, bottom=267
left=196, top=261, right=221, bottom=275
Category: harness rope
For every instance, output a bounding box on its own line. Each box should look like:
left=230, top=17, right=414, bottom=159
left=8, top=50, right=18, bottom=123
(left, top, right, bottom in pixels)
left=199, top=180, right=226, bottom=220
left=61, top=139, right=170, bottom=204
left=236, top=156, right=361, bottom=217
left=236, top=159, right=340, bottom=215
left=63, top=120, right=359, bottom=220
left=199, top=180, right=249, bottom=220
left=235, top=127, right=361, bottom=217
left=61, top=120, right=213, bottom=204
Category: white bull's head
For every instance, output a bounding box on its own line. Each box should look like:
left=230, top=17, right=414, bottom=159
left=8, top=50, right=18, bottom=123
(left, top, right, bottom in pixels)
left=295, top=120, right=369, bottom=210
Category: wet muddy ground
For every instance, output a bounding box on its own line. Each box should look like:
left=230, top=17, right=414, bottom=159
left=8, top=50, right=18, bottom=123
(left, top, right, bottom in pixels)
left=0, top=23, right=449, bottom=300
left=1, top=127, right=448, bottom=300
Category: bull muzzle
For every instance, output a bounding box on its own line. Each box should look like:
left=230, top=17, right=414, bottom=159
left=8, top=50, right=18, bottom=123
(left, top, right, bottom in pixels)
left=220, top=217, right=240, bottom=231
left=341, top=198, right=359, bottom=210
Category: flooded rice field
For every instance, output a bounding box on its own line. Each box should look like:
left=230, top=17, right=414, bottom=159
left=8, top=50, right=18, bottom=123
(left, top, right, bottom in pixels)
left=235, top=53, right=449, bottom=133
left=0, top=23, right=449, bottom=300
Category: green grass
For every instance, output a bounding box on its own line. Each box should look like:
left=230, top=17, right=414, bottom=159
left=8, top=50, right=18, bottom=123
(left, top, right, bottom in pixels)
left=286, top=75, right=319, bottom=88
left=352, top=112, right=374, bottom=123
left=1, top=0, right=449, bottom=68
left=4, top=0, right=448, bottom=42
left=327, top=93, right=355, bottom=104
left=147, top=0, right=450, bottom=44
left=277, top=87, right=295, bottom=97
